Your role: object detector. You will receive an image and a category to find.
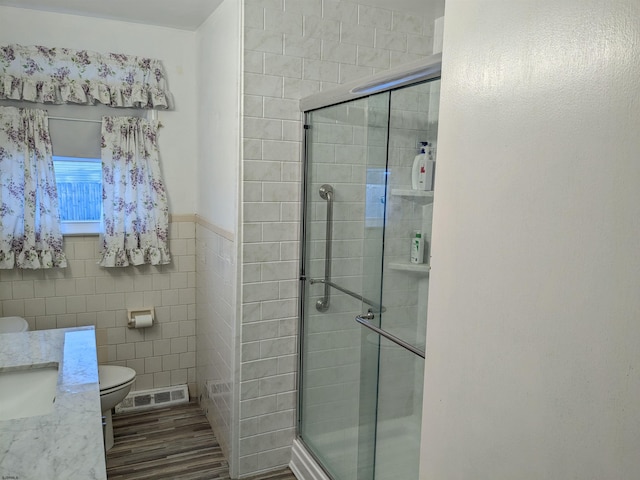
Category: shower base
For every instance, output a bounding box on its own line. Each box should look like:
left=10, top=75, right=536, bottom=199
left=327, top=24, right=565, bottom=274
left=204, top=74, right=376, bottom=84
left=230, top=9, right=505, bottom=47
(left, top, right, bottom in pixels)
left=290, top=415, right=420, bottom=480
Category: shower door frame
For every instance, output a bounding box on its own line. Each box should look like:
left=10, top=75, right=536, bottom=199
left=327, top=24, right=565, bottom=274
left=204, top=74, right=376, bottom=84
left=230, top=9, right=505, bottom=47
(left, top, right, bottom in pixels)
left=296, top=53, right=442, bottom=480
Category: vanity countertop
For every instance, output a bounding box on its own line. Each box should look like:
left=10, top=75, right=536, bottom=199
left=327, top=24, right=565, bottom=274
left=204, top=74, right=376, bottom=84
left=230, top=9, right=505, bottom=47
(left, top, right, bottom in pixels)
left=0, top=326, right=106, bottom=480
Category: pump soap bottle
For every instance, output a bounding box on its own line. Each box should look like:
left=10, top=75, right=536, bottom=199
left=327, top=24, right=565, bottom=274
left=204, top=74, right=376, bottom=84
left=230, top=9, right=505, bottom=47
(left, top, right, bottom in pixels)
left=411, top=142, right=435, bottom=191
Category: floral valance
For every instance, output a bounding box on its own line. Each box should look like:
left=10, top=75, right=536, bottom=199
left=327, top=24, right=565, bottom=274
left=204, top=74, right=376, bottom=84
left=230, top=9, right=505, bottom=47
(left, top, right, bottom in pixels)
left=0, top=44, right=172, bottom=109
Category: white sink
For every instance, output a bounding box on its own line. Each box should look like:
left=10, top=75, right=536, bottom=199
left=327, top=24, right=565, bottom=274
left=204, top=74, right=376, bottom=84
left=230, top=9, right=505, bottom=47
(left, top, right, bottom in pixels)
left=0, top=363, right=59, bottom=420
left=0, top=316, right=29, bottom=334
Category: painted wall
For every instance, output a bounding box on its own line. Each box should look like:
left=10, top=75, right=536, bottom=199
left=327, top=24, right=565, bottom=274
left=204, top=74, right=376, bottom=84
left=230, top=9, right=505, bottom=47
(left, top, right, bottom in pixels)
left=196, top=0, right=241, bottom=234
left=421, top=1, right=640, bottom=478
left=0, top=5, right=197, bottom=215
left=195, top=0, right=241, bottom=474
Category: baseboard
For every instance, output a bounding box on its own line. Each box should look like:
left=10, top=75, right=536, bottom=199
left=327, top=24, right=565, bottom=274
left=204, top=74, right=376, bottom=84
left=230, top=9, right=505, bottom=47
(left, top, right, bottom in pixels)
left=290, top=438, right=331, bottom=480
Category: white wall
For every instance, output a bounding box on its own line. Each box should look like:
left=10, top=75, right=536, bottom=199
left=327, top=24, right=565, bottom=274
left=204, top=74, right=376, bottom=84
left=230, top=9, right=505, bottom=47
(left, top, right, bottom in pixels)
left=196, top=0, right=241, bottom=233
left=421, top=1, right=640, bottom=478
left=0, top=6, right=197, bottom=215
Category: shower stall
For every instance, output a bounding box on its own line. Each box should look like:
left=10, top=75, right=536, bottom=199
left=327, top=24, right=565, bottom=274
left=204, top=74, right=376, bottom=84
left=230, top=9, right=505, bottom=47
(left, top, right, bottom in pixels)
left=293, top=54, right=442, bottom=480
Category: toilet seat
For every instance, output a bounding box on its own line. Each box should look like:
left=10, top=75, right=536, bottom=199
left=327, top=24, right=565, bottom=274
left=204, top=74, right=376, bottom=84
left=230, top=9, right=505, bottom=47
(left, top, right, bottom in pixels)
left=99, top=365, right=136, bottom=396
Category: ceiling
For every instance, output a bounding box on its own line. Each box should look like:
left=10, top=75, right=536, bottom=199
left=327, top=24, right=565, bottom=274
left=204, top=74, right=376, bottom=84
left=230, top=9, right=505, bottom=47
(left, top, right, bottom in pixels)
left=0, top=0, right=437, bottom=31
left=0, top=0, right=225, bottom=30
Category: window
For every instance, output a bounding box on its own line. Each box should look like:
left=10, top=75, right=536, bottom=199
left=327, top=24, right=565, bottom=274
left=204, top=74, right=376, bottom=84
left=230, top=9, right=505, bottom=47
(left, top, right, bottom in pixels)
left=47, top=106, right=104, bottom=236
left=53, top=156, right=102, bottom=235
left=46, top=103, right=145, bottom=235
left=365, top=168, right=387, bottom=228
left=0, top=100, right=146, bottom=235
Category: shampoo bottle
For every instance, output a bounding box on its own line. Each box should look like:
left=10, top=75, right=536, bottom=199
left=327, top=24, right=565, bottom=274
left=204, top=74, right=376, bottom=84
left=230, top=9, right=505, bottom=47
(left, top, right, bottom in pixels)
left=412, top=142, right=436, bottom=191
left=411, top=145, right=427, bottom=190
left=410, top=230, right=424, bottom=264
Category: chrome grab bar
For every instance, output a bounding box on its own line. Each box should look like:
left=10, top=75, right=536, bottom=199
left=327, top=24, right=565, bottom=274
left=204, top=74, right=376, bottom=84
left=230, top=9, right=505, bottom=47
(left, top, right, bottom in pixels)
left=310, top=278, right=386, bottom=313
left=355, top=313, right=425, bottom=359
left=315, top=184, right=334, bottom=312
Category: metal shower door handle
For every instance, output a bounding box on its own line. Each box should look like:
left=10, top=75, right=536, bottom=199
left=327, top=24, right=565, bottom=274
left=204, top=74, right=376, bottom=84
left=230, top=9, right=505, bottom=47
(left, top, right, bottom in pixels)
left=355, top=314, right=426, bottom=359
left=316, top=184, right=333, bottom=312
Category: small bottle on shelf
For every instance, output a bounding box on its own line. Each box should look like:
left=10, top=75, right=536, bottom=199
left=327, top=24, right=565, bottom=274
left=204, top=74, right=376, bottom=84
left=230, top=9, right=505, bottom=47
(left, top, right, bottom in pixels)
left=410, top=230, right=424, bottom=264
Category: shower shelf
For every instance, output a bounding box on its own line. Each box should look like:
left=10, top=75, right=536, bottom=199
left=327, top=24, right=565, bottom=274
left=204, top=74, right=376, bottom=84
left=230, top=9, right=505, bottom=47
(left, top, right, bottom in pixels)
left=388, top=262, right=431, bottom=275
left=391, top=189, right=434, bottom=204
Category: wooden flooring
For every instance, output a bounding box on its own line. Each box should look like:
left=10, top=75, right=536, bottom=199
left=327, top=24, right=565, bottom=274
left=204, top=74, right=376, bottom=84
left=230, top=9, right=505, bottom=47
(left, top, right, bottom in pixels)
left=106, top=402, right=297, bottom=480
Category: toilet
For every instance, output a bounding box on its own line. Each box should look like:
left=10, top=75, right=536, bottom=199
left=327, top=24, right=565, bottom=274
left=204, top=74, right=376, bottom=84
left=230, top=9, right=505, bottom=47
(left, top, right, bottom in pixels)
left=99, top=365, right=136, bottom=451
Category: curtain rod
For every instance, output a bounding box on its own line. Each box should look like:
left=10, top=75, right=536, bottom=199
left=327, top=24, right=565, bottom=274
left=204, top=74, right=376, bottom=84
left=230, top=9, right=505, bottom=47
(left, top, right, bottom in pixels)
left=48, top=115, right=163, bottom=127
left=48, top=116, right=102, bottom=124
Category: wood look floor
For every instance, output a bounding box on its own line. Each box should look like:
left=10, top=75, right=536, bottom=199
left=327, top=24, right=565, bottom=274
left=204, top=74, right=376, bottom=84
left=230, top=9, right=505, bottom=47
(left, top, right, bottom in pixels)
left=106, top=402, right=297, bottom=480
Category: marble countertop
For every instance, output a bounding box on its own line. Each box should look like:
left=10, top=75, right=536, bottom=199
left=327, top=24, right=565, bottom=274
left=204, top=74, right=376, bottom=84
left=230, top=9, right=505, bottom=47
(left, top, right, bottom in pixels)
left=0, top=327, right=106, bottom=480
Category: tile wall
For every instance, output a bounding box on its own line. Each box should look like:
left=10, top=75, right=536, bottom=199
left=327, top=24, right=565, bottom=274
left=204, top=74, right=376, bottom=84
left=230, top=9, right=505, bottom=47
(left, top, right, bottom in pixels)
left=0, top=219, right=197, bottom=394
left=196, top=220, right=238, bottom=464
left=239, top=0, right=433, bottom=475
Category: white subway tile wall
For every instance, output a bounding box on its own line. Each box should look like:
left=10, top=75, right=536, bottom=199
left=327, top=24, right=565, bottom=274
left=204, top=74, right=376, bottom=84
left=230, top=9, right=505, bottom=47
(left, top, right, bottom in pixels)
left=0, top=220, right=197, bottom=394
left=240, top=0, right=433, bottom=475
left=196, top=222, right=238, bottom=464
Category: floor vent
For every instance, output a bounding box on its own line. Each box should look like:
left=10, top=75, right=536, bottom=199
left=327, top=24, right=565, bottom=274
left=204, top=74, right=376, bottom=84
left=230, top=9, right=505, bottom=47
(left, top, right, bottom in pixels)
left=115, top=385, right=189, bottom=414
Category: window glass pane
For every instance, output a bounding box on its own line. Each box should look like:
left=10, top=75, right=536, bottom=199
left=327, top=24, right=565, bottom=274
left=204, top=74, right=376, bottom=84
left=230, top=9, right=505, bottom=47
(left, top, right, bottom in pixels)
left=365, top=167, right=387, bottom=228
left=53, top=156, right=102, bottom=221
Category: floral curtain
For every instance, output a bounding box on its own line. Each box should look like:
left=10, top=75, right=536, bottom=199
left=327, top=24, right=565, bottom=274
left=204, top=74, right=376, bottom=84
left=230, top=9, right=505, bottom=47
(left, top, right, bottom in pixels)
left=0, top=106, right=67, bottom=269
left=100, top=116, right=170, bottom=267
left=0, top=44, right=172, bottom=109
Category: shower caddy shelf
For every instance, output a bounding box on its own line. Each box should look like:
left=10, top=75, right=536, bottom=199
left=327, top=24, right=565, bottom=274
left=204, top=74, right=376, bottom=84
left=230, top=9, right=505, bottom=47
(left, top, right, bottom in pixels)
left=389, top=189, right=433, bottom=276
left=388, top=262, right=431, bottom=275
left=391, top=188, right=434, bottom=205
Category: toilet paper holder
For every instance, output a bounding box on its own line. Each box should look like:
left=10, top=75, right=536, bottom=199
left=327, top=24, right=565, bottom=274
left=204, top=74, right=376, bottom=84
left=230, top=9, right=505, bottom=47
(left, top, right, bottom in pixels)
left=127, top=307, right=155, bottom=329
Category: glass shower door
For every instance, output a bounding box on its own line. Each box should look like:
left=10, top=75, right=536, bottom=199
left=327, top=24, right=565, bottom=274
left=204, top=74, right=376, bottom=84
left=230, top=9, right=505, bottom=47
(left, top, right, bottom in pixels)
left=299, top=77, right=440, bottom=480
left=368, top=78, right=440, bottom=480
left=299, top=91, right=390, bottom=480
